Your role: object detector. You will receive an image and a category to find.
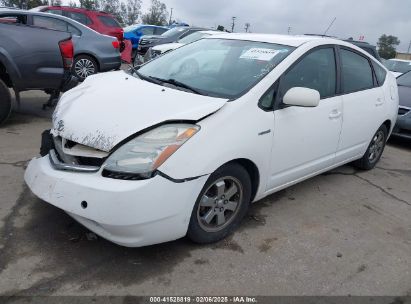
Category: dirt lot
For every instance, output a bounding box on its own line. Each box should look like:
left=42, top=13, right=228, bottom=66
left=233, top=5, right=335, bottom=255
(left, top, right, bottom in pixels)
left=0, top=91, right=410, bottom=296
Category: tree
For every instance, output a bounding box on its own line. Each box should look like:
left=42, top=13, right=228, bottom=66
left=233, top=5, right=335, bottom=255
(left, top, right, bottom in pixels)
left=377, top=34, right=400, bottom=59
left=79, top=0, right=97, bottom=10
left=141, top=0, right=167, bottom=26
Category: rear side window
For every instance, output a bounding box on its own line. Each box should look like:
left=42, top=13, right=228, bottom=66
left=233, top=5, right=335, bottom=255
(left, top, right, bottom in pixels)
left=97, top=15, right=120, bottom=27
left=341, top=49, right=374, bottom=93
left=0, top=14, right=27, bottom=24
left=47, top=9, right=63, bottom=15
left=32, top=15, right=68, bottom=32
left=65, top=11, right=92, bottom=25
left=154, top=27, right=167, bottom=35
left=280, top=47, right=337, bottom=99
left=372, top=61, right=387, bottom=86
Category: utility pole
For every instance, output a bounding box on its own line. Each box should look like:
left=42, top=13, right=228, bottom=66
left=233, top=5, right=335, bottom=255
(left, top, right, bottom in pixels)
left=231, top=16, right=236, bottom=33
left=168, top=8, right=173, bottom=25
left=287, top=26, right=292, bottom=35
left=245, top=23, right=250, bottom=33
left=407, top=40, right=411, bottom=54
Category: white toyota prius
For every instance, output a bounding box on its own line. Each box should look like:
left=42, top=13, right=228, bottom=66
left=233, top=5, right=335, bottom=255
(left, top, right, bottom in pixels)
left=25, top=34, right=398, bottom=247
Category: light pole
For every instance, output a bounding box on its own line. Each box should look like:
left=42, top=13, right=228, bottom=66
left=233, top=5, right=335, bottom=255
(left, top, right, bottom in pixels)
left=169, top=8, right=173, bottom=25
left=231, top=16, right=236, bottom=33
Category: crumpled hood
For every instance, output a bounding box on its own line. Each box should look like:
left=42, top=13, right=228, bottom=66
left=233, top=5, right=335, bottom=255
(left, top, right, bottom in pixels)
left=52, top=70, right=227, bottom=152
left=152, top=42, right=184, bottom=53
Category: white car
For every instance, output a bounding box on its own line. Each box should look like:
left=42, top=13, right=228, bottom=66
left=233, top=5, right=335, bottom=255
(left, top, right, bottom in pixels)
left=25, top=34, right=398, bottom=247
left=146, top=30, right=222, bottom=60
left=384, top=58, right=411, bottom=77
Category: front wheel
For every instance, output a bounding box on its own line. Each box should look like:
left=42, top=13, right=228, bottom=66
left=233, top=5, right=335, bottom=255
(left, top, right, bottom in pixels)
left=73, top=55, right=99, bottom=81
left=354, top=124, right=388, bottom=170
left=187, top=163, right=251, bottom=244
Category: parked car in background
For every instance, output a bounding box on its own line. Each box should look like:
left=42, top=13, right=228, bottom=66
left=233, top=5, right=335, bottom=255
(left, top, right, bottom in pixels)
left=135, top=26, right=207, bottom=64
left=392, top=71, right=411, bottom=139
left=384, top=58, right=411, bottom=77
left=0, top=9, right=77, bottom=124
left=25, top=10, right=121, bottom=80
left=31, top=6, right=124, bottom=42
left=343, top=40, right=382, bottom=62
left=25, top=34, right=398, bottom=247
left=144, top=30, right=221, bottom=62
left=123, top=24, right=169, bottom=50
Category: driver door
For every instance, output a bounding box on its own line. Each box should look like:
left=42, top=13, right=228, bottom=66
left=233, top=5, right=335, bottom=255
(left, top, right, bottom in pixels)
left=266, top=46, right=343, bottom=190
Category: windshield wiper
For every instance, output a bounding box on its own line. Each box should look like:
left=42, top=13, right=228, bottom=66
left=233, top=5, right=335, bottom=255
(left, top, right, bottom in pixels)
left=132, top=68, right=163, bottom=85
left=148, top=76, right=206, bottom=95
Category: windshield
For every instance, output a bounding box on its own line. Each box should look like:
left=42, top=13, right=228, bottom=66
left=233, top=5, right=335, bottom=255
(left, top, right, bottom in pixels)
left=161, top=27, right=187, bottom=37
left=397, top=71, right=411, bottom=87
left=178, top=31, right=210, bottom=44
left=136, top=38, right=295, bottom=99
left=385, top=60, right=411, bottom=74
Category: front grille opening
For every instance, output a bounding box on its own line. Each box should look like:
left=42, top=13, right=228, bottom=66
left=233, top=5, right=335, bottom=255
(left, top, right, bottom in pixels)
left=102, top=169, right=153, bottom=180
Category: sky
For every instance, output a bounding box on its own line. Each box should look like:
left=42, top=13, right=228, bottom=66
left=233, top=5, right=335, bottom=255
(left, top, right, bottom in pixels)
left=138, top=0, right=411, bottom=52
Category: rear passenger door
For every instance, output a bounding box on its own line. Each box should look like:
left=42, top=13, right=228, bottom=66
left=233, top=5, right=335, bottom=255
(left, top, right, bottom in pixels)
left=335, top=47, right=387, bottom=162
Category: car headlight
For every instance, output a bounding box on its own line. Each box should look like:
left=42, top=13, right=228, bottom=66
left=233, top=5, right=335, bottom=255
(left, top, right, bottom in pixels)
left=103, top=124, right=200, bottom=178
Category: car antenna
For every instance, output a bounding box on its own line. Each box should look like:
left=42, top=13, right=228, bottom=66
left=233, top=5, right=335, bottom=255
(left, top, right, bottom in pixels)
left=323, top=17, right=336, bottom=36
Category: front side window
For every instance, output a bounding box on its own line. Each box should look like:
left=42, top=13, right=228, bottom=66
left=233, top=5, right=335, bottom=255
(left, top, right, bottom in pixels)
left=154, top=27, right=167, bottom=35
left=140, top=27, right=155, bottom=35
left=137, top=38, right=295, bottom=99
left=341, top=49, right=374, bottom=93
left=32, top=15, right=67, bottom=32
left=280, top=47, right=336, bottom=99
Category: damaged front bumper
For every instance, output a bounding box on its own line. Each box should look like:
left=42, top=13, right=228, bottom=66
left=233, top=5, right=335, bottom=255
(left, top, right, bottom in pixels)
left=24, top=155, right=209, bottom=247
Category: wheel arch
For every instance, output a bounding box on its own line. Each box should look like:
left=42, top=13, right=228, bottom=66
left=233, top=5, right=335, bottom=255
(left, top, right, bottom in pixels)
left=224, top=158, right=260, bottom=202
left=382, top=119, right=392, bottom=134
left=74, top=53, right=101, bottom=71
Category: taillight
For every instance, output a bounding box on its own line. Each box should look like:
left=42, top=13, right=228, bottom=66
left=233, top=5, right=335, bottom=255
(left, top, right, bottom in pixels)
left=59, top=39, right=74, bottom=69
left=112, top=40, right=120, bottom=49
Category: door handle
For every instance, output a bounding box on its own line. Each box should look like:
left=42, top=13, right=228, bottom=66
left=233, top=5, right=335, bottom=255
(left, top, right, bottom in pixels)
left=375, top=98, right=384, bottom=106
left=329, top=109, right=342, bottom=119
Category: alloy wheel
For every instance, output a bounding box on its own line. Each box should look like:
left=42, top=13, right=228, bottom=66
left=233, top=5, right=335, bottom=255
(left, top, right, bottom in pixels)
left=197, top=176, right=243, bottom=233
left=74, top=58, right=96, bottom=79
left=368, top=130, right=385, bottom=163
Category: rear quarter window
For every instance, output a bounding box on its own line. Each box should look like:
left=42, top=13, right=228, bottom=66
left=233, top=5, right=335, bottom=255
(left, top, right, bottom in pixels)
left=97, top=15, right=120, bottom=27
left=372, top=61, right=387, bottom=86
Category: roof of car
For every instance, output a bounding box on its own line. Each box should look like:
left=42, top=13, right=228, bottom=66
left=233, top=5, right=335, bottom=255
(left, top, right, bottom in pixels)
left=205, top=33, right=341, bottom=47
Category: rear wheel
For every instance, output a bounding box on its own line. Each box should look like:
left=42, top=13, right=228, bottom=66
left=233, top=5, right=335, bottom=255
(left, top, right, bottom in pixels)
left=187, top=163, right=251, bottom=244
left=0, top=79, right=12, bottom=125
left=354, top=124, right=388, bottom=170
left=73, top=55, right=99, bottom=81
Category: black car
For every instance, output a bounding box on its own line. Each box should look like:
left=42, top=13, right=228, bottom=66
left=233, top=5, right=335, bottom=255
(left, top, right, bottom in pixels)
left=392, top=71, right=411, bottom=139
left=135, top=26, right=207, bottom=65
left=343, top=39, right=382, bottom=62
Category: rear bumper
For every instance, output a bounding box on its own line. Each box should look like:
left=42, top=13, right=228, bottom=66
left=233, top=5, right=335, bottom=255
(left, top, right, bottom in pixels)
left=99, top=56, right=122, bottom=72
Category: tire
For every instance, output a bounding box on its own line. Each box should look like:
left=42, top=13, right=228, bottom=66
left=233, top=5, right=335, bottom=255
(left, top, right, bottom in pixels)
left=187, top=163, right=252, bottom=244
left=353, top=124, right=388, bottom=170
left=72, top=55, right=99, bottom=81
left=0, top=79, right=12, bottom=125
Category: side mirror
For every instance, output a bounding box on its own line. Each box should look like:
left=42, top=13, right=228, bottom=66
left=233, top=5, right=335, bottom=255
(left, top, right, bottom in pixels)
left=283, top=87, right=320, bottom=107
